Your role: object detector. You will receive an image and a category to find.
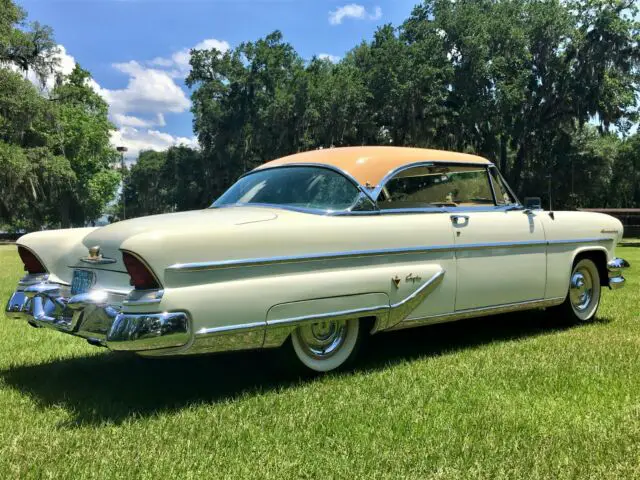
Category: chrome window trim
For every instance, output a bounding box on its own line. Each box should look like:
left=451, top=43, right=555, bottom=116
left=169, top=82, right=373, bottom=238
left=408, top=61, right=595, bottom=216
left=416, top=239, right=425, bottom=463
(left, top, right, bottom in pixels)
left=210, top=160, right=526, bottom=216
left=212, top=192, right=376, bottom=216
left=486, top=165, right=499, bottom=205
left=488, top=165, right=521, bottom=206
left=371, top=160, right=498, bottom=200
left=167, top=237, right=613, bottom=272
left=212, top=163, right=376, bottom=213
left=348, top=205, right=521, bottom=216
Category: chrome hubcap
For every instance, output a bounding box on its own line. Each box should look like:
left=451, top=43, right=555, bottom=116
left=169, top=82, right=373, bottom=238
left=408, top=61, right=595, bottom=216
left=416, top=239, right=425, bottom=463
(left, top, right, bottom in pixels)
left=570, top=267, right=593, bottom=312
left=295, top=320, right=348, bottom=359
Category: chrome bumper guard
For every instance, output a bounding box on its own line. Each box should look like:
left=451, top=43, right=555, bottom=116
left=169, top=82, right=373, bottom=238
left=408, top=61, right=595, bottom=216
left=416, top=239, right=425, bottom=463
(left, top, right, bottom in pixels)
left=5, top=276, right=189, bottom=352
left=607, top=258, right=630, bottom=290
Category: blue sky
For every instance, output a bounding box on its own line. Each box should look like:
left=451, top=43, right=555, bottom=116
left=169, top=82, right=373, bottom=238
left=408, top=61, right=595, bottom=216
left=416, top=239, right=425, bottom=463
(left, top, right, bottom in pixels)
left=21, top=0, right=419, bottom=160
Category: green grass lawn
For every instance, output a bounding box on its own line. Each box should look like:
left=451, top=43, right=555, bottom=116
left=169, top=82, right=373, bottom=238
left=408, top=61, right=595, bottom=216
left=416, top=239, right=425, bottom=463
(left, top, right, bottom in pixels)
left=0, top=245, right=639, bottom=479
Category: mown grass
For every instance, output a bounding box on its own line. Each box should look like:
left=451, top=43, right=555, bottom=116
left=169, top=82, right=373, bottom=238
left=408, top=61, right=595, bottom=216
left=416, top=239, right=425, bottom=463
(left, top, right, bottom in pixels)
left=0, top=244, right=639, bottom=479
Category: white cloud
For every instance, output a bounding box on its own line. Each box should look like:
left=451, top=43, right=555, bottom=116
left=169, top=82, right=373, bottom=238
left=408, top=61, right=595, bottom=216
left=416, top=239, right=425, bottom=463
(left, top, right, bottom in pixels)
left=318, top=53, right=341, bottom=63
left=9, top=41, right=217, bottom=161
left=111, top=127, right=198, bottom=161
left=112, top=113, right=166, bottom=129
left=107, top=61, right=190, bottom=115
left=329, top=4, right=382, bottom=25
left=149, top=38, right=230, bottom=79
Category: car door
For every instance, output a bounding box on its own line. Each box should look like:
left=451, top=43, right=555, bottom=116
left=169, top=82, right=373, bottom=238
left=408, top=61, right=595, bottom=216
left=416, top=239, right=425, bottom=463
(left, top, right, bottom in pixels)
left=451, top=167, right=547, bottom=311
left=376, top=164, right=459, bottom=321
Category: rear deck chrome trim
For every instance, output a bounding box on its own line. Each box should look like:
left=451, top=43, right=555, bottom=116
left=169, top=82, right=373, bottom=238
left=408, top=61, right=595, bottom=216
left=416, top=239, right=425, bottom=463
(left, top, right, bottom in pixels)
left=168, top=237, right=613, bottom=272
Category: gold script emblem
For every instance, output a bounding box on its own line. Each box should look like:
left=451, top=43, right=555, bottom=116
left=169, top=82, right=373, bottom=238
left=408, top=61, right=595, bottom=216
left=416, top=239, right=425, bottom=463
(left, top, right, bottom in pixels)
left=406, top=273, right=422, bottom=283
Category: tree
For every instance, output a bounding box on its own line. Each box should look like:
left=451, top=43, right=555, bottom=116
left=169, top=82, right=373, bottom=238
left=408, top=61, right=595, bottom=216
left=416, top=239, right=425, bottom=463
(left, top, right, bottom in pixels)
left=120, top=146, right=206, bottom=218
left=1, top=1, right=119, bottom=230
left=0, top=0, right=58, bottom=85
left=49, top=64, right=120, bottom=226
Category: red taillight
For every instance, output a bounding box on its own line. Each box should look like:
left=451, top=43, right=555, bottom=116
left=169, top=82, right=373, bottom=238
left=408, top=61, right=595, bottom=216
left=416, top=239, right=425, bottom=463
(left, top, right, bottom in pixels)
left=18, top=246, right=47, bottom=274
left=122, top=251, right=160, bottom=290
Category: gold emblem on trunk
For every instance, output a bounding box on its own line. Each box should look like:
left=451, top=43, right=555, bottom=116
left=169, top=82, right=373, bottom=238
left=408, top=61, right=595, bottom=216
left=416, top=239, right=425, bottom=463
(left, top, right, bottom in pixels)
left=81, top=245, right=116, bottom=265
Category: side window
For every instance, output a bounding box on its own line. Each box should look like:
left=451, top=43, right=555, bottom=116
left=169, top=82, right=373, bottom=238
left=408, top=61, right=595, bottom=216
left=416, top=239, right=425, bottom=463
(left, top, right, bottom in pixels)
left=489, top=167, right=516, bottom=205
left=379, top=165, right=496, bottom=209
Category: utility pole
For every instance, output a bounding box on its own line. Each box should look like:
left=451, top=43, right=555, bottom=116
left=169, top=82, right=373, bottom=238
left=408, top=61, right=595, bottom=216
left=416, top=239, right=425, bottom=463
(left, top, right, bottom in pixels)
left=117, top=146, right=128, bottom=220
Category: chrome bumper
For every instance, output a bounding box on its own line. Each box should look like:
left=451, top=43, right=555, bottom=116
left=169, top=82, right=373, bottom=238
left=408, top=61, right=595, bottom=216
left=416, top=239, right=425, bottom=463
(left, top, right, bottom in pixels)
left=4, top=276, right=190, bottom=352
left=607, top=258, right=630, bottom=290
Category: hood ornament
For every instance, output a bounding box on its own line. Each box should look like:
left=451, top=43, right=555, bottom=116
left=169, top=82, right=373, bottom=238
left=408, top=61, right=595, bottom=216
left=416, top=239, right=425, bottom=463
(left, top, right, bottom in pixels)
left=81, top=245, right=117, bottom=265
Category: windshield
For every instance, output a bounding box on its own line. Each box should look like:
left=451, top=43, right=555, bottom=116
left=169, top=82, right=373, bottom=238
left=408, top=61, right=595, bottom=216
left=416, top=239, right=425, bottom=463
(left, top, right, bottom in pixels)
left=213, top=166, right=362, bottom=211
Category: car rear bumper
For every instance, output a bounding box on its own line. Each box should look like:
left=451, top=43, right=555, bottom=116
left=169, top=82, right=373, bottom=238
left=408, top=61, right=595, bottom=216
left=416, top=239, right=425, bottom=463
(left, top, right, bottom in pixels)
left=5, top=276, right=190, bottom=353
left=607, top=257, right=630, bottom=290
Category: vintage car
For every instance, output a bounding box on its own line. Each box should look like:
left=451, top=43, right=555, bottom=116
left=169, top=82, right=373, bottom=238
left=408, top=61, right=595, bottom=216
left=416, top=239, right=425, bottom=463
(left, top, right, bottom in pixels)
left=5, top=147, right=630, bottom=372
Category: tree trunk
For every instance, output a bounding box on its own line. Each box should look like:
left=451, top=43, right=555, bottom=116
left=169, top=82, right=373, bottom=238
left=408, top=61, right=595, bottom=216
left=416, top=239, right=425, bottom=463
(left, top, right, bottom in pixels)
left=499, top=135, right=508, bottom=176
left=511, top=140, right=526, bottom=195
left=59, top=194, right=71, bottom=228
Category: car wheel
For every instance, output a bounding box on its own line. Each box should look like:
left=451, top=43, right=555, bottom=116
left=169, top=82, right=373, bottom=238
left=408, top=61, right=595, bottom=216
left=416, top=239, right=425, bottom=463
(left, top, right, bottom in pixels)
left=289, top=318, right=363, bottom=373
left=556, top=258, right=602, bottom=322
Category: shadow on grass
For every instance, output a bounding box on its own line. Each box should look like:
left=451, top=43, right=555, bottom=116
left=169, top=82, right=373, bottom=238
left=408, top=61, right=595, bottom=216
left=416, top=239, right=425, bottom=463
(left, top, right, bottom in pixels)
left=1, top=310, right=603, bottom=426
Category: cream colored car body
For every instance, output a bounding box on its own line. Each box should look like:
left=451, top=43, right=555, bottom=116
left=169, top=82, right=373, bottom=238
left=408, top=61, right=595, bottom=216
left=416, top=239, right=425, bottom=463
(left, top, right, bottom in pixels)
left=7, top=147, right=628, bottom=358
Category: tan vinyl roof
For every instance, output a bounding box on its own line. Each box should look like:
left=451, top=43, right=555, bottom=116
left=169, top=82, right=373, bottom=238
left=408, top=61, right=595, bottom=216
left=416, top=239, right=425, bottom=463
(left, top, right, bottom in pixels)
left=256, top=146, right=491, bottom=187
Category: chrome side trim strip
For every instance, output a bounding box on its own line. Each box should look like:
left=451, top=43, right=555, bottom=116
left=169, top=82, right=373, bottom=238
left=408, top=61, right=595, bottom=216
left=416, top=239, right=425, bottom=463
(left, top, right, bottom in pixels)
left=266, top=305, right=389, bottom=329
left=197, top=321, right=266, bottom=337
left=547, top=238, right=612, bottom=246
left=387, top=297, right=566, bottom=331
left=168, top=238, right=613, bottom=272
left=169, top=245, right=453, bottom=271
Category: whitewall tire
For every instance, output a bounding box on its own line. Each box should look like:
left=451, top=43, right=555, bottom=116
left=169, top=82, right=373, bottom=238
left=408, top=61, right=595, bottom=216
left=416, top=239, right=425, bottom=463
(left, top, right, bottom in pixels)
left=290, top=318, right=362, bottom=373
left=557, top=258, right=602, bottom=322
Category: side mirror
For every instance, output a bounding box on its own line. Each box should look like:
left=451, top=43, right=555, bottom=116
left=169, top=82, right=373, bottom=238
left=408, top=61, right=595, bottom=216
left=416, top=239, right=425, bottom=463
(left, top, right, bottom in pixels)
left=524, top=197, right=542, bottom=210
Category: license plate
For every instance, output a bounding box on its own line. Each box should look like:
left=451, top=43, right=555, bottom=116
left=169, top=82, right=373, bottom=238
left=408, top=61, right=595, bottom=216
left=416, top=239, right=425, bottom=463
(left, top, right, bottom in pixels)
left=71, top=270, right=96, bottom=295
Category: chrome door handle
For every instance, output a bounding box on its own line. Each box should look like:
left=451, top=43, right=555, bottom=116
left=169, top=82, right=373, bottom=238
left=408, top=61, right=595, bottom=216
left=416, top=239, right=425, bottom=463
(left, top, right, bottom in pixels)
left=450, top=215, right=470, bottom=227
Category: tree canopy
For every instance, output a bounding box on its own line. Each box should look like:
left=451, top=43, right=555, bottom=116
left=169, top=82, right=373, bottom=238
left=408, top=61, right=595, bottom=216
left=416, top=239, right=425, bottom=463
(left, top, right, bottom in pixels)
left=0, top=0, right=119, bottom=231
